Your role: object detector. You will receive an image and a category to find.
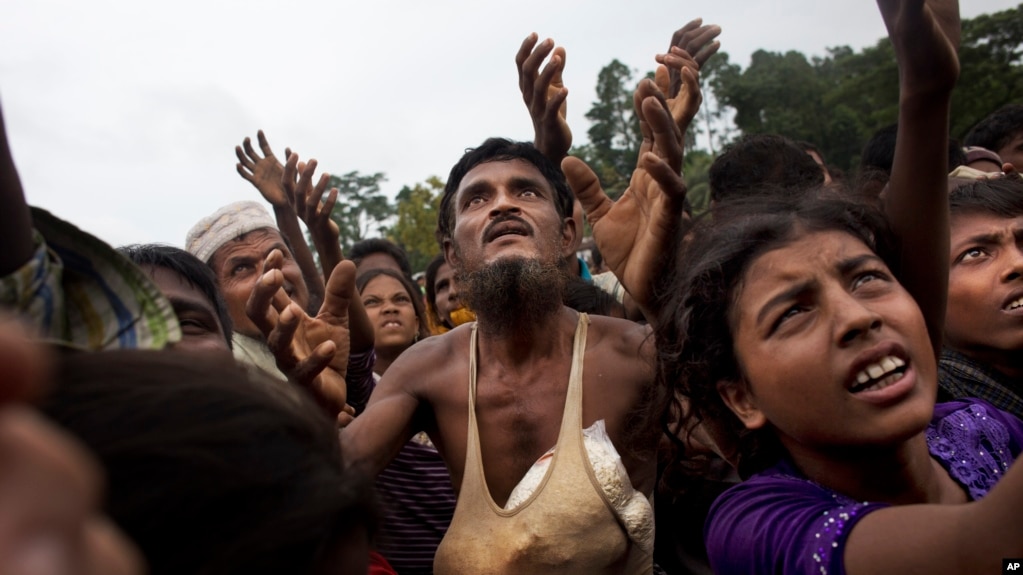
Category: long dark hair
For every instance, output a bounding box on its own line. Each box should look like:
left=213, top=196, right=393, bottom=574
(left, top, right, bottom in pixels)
left=656, top=193, right=897, bottom=479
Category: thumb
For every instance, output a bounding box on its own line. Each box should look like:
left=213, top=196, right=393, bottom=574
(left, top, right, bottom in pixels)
left=562, top=156, right=613, bottom=225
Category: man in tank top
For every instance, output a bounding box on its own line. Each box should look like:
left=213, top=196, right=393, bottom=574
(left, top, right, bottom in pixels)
left=341, top=102, right=688, bottom=573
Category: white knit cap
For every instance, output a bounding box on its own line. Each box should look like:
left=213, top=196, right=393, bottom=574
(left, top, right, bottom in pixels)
left=185, top=201, right=278, bottom=263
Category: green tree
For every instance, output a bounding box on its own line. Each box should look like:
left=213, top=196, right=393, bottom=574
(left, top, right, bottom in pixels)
left=703, top=4, right=1023, bottom=171
left=576, top=59, right=643, bottom=199
left=323, top=171, right=393, bottom=254
left=391, top=176, right=444, bottom=273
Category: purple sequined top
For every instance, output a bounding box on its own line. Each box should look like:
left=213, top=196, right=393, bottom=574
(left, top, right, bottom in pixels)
left=705, top=399, right=1023, bottom=575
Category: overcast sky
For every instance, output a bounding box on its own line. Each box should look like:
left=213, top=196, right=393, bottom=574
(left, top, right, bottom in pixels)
left=1, top=0, right=1015, bottom=250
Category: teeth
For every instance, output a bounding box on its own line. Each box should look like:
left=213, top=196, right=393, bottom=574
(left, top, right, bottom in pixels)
left=1006, top=297, right=1023, bottom=311
left=853, top=355, right=905, bottom=391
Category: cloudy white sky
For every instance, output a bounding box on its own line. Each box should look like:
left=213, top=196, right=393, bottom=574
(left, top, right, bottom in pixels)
left=1, top=0, right=1015, bottom=249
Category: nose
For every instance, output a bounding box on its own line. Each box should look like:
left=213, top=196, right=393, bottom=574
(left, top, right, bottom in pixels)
left=1001, top=244, right=1023, bottom=283
left=489, top=188, right=522, bottom=218
left=835, top=292, right=883, bottom=347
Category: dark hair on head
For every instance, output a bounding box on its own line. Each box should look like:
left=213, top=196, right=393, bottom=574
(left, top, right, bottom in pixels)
left=356, top=267, right=430, bottom=341
left=964, top=104, right=1023, bottom=155
left=349, top=238, right=414, bottom=280
left=656, top=193, right=896, bottom=480
left=708, top=134, right=824, bottom=204
left=949, top=172, right=1023, bottom=219
left=119, top=243, right=233, bottom=347
left=40, top=349, right=377, bottom=575
left=562, top=276, right=623, bottom=318
left=436, top=138, right=574, bottom=243
left=861, top=123, right=967, bottom=176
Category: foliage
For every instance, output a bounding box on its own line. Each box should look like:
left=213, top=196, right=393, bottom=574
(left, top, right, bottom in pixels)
left=323, top=171, right=393, bottom=254
left=390, top=176, right=445, bottom=273
left=575, top=59, right=643, bottom=200
left=703, top=4, right=1023, bottom=171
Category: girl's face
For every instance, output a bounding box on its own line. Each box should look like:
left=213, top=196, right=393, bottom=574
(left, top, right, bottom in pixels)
left=361, top=275, right=420, bottom=351
left=723, top=230, right=937, bottom=458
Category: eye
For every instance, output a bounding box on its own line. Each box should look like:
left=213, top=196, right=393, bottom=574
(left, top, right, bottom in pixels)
left=395, top=294, right=412, bottom=304
left=231, top=263, right=253, bottom=276
left=467, top=194, right=486, bottom=207
left=178, top=317, right=215, bottom=336
left=852, top=270, right=889, bottom=290
left=362, top=296, right=381, bottom=307
left=521, top=188, right=538, bottom=198
left=957, top=247, right=987, bottom=263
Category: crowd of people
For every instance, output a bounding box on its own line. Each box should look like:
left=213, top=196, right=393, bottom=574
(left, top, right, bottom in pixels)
left=2, top=0, right=1023, bottom=574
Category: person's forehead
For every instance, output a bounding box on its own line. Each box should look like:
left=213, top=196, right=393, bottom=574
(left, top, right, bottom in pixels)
left=434, top=263, right=453, bottom=285
left=358, top=252, right=403, bottom=275
left=214, top=228, right=288, bottom=260
left=144, top=265, right=218, bottom=312
left=363, top=274, right=407, bottom=296
left=742, top=231, right=873, bottom=291
left=457, top=158, right=551, bottom=196
left=951, top=211, right=1023, bottom=238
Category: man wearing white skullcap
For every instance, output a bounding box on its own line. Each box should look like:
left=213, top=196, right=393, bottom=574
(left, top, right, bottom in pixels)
left=187, top=200, right=310, bottom=380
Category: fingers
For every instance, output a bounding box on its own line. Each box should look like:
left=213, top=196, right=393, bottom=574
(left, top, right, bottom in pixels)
left=235, top=144, right=254, bottom=171
left=641, top=151, right=688, bottom=207
left=562, top=156, right=614, bottom=226
left=642, top=94, right=684, bottom=172
left=320, top=187, right=339, bottom=218
left=669, top=18, right=703, bottom=50
left=282, top=152, right=299, bottom=203
left=320, top=260, right=356, bottom=322
left=242, top=136, right=260, bottom=163
left=681, top=24, right=722, bottom=67
left=519, top=37, right=556, bottom=106
left=245, top=260, right=285, bottom=335
left=256, top=129, right=275, bottom=158
left=266, top=303, right=302, bottom=372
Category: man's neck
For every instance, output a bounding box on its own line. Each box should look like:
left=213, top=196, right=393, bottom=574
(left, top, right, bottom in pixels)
left=474, top=306, right=575, bottom=366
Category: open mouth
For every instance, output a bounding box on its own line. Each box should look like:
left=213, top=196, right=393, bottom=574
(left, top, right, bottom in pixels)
left=381, top=320, right=403, bottom=328
left=484, top=218, right=532, bottom=243
left=1003, top=295, right=1023, bottom=312
left=850, top=355, right=907, bottom=394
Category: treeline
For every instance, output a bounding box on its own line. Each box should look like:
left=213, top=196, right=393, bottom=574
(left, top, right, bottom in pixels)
left=323, top=4, right=1022, bottom=270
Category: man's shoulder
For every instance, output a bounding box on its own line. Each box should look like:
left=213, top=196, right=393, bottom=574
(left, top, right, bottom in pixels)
left=585, top=313, right=653, bottom=354
left=383, top=325, right=472, bottom=384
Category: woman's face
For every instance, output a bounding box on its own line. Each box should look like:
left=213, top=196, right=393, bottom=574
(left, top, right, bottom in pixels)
left=724, top=230, right=936, bottom=459
left=361, top=275, right=419, bottom=351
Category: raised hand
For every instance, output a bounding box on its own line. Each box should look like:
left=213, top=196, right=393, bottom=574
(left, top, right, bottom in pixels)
left=282, top=153, right=343, bottom=281
left=235, top=130, right=293, bottom=209
left=877, top=0, right=959, bottom=98
left=516, top=33, right=571, bottom=162
left=655, top=19, right=721, bottom=151
left=245, top=250, right=354, bottom=422
left=563, top=78, right=688, bottom=319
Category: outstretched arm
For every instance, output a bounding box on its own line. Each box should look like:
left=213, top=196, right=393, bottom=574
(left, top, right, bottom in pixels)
left=516, top=33, right=571, bottom=163
left=563, top=86, right=687, bottom=322
left=282, top=154, right=374, bottom=354
left=0, top=101, right=34, bottom=276
left=235, top=130, right=325, bottom=306
left=879, top=0, right=960, bottom=355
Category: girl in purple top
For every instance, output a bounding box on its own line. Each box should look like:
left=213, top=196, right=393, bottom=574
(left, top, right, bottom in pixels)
left=656, top=1, right=1023, bottom=573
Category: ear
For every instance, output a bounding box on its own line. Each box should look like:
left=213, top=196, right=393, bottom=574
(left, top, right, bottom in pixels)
left=717, top=379, right=767, bottom=430
left=442, top=238, right=459, bottom=268
left=560, top=216, right=579, bottom=260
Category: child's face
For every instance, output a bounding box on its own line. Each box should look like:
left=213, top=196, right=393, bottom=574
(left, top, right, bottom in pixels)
left=724, top=230, right=936, bottom=457
left=946, top=211, right=1023, bottom=357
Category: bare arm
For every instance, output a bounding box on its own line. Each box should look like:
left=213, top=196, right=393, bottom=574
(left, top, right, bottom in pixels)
left=283, top=154, right=374, bottom=353
left=235, top=130, right=326, bottom=306
left=845, top=454, right=1023, bottom=574
left=0, top=101, right=35, bottom=276
left=879, top=0, right=960, bottom=354
left=339, top=345, right=429, bottom=476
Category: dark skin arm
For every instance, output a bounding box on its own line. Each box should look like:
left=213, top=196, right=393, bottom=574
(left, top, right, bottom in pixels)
left=879, top=0, right=959, bottom=356
left=235, top=130, right=326, bottom=308
left=282, top=154, right=374, bottom=354
left=838, top=1, right=1023, bottom=572
left=0, top=101, right=35, bottom=277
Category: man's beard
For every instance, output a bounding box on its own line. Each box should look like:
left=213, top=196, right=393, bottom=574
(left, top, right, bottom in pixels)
left=458, top=256, right=565, bottom=337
